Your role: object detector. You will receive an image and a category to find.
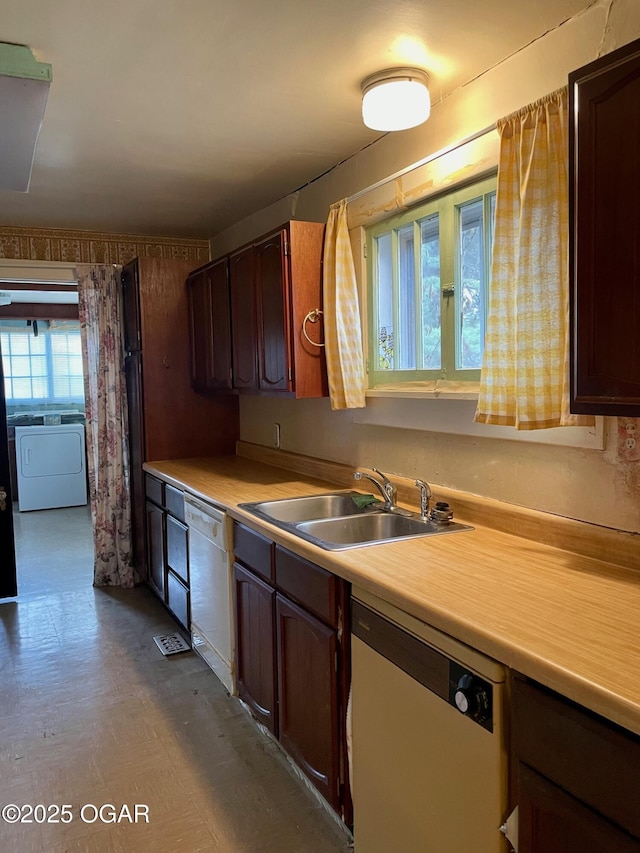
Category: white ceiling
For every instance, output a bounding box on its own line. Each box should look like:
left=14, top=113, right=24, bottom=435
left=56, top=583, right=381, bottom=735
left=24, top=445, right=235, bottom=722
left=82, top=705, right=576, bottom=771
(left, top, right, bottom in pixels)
left=2, top=0, right=591, bottom=240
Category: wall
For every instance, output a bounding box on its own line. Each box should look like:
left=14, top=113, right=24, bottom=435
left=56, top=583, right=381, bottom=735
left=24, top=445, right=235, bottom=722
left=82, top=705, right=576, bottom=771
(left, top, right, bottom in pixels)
left=212, top=0, right=640, bottom=535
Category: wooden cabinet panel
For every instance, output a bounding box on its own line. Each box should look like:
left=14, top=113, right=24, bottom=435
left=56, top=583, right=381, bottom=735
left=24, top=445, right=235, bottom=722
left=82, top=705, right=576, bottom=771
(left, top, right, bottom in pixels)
left=121, top=261, right=141, bottom=354
left=166, top=514, right=188, bottom=585
left=276, top=593, right=340, bottom=810
left=188, top=267, right=213, bottom=392
left=256, top=230, right=291, bottom=392
left=144, top=473, right=163, bottom=508
left=146, top=500, right=165, bottom=601
left=569, top=37, right=640, bottom=415
left=230, top=247, right=258, bottom=390
left=518, top=764, right=640, bottom=853
left=274, top=544, right=338, bottom=627
left=233, top=522, right=274, bottom=583
left=166, top=570, right=189, bottom=631
left=234, top=562, right=278, bottom=735
left=511, top=675, right=640, bottom=850
left=188, top=259, right=233, bottom=392
left=164, top=484, right=185, bottom=523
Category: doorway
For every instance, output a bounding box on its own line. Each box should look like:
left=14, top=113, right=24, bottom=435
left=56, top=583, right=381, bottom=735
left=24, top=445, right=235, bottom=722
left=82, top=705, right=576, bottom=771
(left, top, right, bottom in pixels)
left=0, top=272, right=93, bottom=600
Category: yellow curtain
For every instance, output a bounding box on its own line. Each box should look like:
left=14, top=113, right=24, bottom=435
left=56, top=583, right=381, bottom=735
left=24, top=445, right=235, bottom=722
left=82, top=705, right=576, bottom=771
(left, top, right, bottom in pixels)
left=475, top=88, right=592, bottom=429
left=323, top=199, right=366, bottom=409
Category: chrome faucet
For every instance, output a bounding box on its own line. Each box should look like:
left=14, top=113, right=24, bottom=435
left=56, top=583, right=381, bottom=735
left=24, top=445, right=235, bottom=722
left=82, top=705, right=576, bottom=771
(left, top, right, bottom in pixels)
left=415, top=479, right=432, bottom=521
left=354, top=467, right=397, bottom=511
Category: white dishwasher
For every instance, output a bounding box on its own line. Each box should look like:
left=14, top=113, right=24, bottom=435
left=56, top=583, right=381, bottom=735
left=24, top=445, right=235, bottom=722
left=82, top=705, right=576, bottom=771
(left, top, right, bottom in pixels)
left=351, top=586, right=508, bottom=853
left=184, top=495, right=234, bottom=693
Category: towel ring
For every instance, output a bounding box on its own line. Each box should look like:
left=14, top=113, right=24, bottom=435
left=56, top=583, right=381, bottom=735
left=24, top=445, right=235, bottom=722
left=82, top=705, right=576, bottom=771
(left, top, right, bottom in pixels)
left=302, top=308, right=325, bottom=348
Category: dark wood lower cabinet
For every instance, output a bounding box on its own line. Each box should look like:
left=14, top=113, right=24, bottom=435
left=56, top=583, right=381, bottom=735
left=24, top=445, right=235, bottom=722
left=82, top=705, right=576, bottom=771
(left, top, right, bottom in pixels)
left=145, top=500, right=165, bottom=600
left=276, top=593, right=340, bottom=810
left=234, top=562, right=278, bottom=735
left=232, top=521, right=350, bottom=821
left=511, top=675, right=640, bottom=852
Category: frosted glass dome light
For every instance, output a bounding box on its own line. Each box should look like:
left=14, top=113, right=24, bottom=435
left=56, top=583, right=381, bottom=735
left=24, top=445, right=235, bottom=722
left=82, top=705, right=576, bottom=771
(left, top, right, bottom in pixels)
left=361, top=68, right=431, bottom=132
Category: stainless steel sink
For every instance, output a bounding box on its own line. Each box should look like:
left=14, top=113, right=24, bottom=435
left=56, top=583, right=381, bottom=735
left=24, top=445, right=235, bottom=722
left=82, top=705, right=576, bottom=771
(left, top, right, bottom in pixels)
left=239, top=491, right=380, bottom=523
left=238, top=491, right=473, bottom=550
left=295, top=512, right=472, bottom=550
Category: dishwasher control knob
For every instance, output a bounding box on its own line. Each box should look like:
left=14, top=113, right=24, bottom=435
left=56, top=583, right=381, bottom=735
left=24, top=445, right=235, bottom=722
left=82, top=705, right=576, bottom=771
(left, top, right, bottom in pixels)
left=454, top=674, right=490, bottom=723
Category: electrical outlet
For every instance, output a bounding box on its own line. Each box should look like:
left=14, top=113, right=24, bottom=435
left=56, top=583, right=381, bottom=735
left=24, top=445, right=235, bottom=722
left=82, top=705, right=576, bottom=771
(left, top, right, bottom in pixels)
left=273, top=422, right=281, bottom=449
left=617, top=418, right=640, bottom=462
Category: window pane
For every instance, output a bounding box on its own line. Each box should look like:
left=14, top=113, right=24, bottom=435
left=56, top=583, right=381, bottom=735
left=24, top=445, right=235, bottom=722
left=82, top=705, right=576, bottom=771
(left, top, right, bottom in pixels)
left=397, top=225, right=416, bottom=369
left=458, top=198, right=484, bottom=369
left=376, top=232, right=394, bottom=369
left=420, top=215, right=441, bottom=369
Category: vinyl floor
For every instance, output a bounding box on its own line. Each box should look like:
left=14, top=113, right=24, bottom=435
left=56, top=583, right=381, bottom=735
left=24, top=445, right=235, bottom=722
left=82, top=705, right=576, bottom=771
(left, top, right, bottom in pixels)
left=1, top=507, right=353, bottom=852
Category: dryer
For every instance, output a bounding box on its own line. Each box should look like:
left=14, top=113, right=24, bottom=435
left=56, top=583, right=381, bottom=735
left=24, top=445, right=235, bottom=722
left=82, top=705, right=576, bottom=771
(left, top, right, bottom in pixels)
left=15, top=424, right=88, bottom=512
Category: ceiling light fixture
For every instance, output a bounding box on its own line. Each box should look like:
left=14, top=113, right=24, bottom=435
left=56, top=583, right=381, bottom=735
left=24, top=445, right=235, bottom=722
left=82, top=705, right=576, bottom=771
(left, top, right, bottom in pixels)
left=0, top=42, right=52, bottom=192
left=361, top=67, right=430, bottom=132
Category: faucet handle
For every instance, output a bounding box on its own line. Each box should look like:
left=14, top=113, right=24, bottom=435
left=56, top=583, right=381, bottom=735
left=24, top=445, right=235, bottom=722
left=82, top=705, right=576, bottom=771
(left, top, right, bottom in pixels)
left=415, top=479, right=432, bottom=519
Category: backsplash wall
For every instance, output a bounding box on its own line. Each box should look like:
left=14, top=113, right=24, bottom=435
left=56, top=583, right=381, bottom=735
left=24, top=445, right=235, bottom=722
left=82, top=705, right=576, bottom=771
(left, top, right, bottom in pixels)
left=223, top=0, right=640, bottom=535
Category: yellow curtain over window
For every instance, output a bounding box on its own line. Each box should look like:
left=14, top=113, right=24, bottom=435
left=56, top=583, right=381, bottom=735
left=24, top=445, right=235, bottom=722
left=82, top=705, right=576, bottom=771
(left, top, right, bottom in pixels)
left=323, top=199, right=366, bottom=409
left=475, top=88, right=592, bottom=429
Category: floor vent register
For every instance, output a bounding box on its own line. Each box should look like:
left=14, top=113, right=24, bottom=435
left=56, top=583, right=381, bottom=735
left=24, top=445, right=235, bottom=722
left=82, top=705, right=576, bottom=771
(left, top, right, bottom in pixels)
left=153, top=633, right=191, bottom=656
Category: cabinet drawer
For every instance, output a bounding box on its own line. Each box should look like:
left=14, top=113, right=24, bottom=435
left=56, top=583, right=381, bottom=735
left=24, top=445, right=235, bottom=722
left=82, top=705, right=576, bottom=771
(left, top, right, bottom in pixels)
left=166, top=570, right=189, bottom=631
left=165, top=484, right=185, bottom=522
left=513, top=676, right=640, bottom=839
left=166, top=515, right=188, bottom=585
left=275, top=545, right=339, bottom=627
left=233, top=522, right=274, bottom=583
left=145, top=473, right=164, bottom=507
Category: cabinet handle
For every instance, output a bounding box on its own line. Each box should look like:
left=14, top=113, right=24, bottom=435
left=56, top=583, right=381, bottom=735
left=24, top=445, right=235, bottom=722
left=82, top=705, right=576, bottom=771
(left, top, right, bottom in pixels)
left=302, top=308, right=325, bottom=348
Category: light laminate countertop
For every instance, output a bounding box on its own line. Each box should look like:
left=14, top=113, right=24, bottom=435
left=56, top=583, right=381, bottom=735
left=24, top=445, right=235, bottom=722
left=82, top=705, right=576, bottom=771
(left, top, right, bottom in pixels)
left=145, top=452, right=640, bottom=737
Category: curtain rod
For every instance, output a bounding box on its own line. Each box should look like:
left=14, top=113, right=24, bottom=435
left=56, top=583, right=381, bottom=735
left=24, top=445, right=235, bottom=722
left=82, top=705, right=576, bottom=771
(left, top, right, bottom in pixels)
left=346, top=122, right=497, bottom=205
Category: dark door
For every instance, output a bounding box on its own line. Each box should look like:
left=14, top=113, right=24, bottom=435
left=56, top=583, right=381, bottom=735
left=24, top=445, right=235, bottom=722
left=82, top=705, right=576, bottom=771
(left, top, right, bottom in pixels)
left=0, top=340, right=17, bottom=598
left=230, top=247, right=258, bottom=390
left=234, top=562, right=277, bottom=734
left=256, top=230, right=291, bottom=392
left=276, top=593, right=340, bottom=809
left=208, top=258, right=233, bottom=390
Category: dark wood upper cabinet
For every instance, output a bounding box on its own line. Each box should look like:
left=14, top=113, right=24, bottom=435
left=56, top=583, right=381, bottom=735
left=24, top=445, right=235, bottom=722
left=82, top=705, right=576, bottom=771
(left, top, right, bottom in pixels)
left=228, top=220, right=328, bottom=398
left=188, top=258, right=233, bottom=392
left=569, top=38, right=640, bottom=415
left=256, top=230, right=291, bottom=391
left=229, top=246, right=259, bottom=391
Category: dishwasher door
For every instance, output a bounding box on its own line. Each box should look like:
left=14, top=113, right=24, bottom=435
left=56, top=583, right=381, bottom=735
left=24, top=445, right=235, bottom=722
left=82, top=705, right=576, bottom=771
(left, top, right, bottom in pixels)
left=351, top=588, right=508, bottom=853
left=185, top=495, right=234, bottom=693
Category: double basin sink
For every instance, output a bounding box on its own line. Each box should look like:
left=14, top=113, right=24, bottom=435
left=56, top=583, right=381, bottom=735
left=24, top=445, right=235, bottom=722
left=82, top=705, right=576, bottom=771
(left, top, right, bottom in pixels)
left=238, top=491, right=473, bottom=551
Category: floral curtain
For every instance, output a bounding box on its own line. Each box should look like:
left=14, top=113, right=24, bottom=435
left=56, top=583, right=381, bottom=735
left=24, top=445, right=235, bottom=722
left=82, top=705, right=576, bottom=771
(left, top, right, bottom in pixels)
left=77, top=264, right=134, bottom=587
left=323, top=199, right=366, bottom=409
left=475, top=88, right=593, bottom=429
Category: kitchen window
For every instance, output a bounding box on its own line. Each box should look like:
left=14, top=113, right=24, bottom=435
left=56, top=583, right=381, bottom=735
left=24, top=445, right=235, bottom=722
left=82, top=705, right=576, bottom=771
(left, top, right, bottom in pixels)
left=0, top=320, right=85, bottom=405
left=366, top=174, right=496, bottom=387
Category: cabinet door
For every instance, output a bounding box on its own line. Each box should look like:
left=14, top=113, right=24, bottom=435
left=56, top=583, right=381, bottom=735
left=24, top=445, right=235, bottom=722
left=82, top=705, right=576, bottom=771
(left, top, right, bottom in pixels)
left=209, top=258, right=233, bottom=390
left=276, top=593, right=340, bottom=810
left=166, top=514, right=188, bottom=585
left=188, top=267, right=214, bottom=392
left=230, top=247, right=258, bottom=390
left=234, top=563, right=277, bottom=734
left=517, top=763, right=640, bottom=853
left=255, top=230, right=292, bottom=392
left=146, top=500, right=165, bottom=601
left=570, top=39, right=640, bottom=415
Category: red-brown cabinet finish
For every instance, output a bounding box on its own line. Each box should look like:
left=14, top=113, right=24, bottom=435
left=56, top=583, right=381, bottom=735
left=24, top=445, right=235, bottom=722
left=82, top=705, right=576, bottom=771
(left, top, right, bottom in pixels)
left=230, top=246, right=259, bottom=390
left=188, top=258, right=233, bottom=392
left=121, top=257, right=239, bottom=576
left=569, top=38, right=640, bottom=415
left=276, top=593, right=340, bottom=810
left=234, top=562, right=278, bottom=736
left=229, top=221, right=328, bottom=398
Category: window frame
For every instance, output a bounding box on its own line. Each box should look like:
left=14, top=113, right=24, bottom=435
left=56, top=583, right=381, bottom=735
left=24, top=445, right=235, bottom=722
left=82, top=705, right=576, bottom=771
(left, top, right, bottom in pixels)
left=366, top=173, right=497, bottom=388
left=1, top=323, right=85, bottom=406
